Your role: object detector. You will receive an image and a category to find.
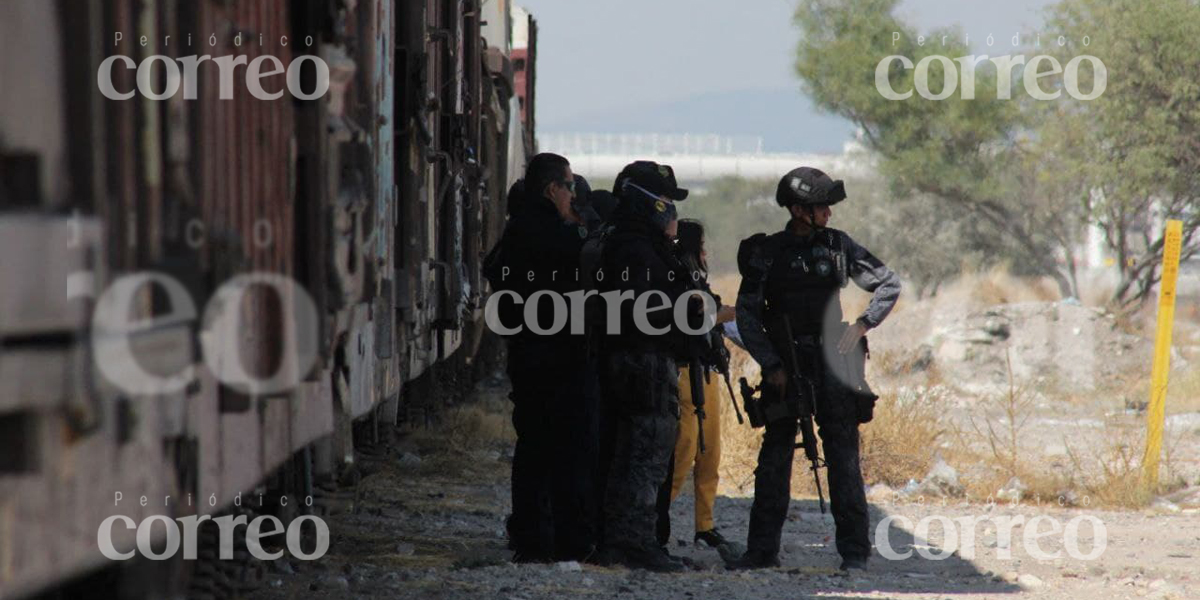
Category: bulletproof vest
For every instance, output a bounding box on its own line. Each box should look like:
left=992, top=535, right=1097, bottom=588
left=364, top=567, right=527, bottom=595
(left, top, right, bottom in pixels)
left=762, top=230, right=848, bottom=335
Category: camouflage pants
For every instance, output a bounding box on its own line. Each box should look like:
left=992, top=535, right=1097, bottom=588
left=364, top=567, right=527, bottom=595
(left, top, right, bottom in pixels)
left=600, top=350, right=680, bottom=553
left=746, top=416, right=870, bottom=560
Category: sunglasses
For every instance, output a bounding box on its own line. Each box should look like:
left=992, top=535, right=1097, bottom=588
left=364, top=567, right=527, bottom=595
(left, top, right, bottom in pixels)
left=558, top=179, right=577, bottom=194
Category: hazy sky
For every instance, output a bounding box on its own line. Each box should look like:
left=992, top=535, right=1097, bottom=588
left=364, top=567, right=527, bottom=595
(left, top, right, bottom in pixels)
left=520, top=0, right=1056, bottom=134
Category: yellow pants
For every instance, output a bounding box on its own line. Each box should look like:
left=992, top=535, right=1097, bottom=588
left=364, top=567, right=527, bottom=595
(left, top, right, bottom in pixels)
left=670, top=365, right=722, bottom=532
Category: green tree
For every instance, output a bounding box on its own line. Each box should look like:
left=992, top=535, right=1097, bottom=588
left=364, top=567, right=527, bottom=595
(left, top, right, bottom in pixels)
left=1042, top=0, right=1200, bottom=309
left=793, top=0, right=1092, bottom=298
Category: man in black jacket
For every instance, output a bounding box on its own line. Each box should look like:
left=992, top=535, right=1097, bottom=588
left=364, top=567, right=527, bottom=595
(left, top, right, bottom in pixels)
left=593, top=161, right=701, bottom=572
left=490, top=153, right=599, bottom=563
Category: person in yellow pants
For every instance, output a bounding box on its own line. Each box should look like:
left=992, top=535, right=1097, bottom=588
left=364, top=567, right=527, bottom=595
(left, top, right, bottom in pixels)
left=670, top=364, right=727, bottom=546
left=655, top=219, right=736, bottom=548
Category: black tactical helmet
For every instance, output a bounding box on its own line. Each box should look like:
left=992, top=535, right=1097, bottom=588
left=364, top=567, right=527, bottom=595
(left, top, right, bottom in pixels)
left=775, top=167, right=846, bottom=208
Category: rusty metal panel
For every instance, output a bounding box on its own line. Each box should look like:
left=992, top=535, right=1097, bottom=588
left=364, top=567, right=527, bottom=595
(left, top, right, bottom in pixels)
left=375, top=0, right=396, bottom=266
left=2, top=338, right=187, bottom=599
left=195, top=0, right=296, bottom=375
left=192, top=0, right=299, bottom=509
left=261, top=396, right=292, bottom=478
left=0, top=0, right=545, bottom=595
left=372, top=0, right=402, bottom=400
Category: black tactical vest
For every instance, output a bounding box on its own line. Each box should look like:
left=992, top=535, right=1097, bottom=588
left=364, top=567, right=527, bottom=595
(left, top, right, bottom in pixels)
left=762, top=230, right=848, bottom=336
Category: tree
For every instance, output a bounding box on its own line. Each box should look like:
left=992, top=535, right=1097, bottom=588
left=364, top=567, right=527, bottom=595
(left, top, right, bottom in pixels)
left=1043, top=0, right=1200, bottom=309
left=793, top=0, right=1093, bottom=299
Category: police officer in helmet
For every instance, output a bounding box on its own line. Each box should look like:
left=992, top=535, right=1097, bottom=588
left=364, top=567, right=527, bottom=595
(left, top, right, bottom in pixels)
left=726, top=166, right=900, bottom=571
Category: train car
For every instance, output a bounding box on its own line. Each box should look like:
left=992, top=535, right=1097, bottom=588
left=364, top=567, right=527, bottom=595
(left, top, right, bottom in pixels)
left=0, top=0, right=535, bottom=598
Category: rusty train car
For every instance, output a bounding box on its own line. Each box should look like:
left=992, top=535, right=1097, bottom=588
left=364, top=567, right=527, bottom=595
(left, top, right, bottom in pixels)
left=0, top=0, right=535, bottom=597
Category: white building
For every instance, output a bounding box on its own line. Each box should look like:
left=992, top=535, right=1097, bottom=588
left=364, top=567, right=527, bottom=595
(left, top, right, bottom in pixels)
left=538, top=132, right=876, bottom=182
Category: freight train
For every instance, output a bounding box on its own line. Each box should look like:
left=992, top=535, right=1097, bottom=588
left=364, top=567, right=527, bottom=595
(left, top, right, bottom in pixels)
left=0, top=0, right=534, bottom=597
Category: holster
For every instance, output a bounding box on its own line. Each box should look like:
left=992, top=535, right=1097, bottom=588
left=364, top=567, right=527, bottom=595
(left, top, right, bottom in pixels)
left=743, top=392, right=765, bottom=428
left=758, top=377, right=806, bottom=425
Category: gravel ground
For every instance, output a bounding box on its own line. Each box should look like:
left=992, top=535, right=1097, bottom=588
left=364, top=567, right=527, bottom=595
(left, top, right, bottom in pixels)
left=245, top=379, right=1200, bottom=600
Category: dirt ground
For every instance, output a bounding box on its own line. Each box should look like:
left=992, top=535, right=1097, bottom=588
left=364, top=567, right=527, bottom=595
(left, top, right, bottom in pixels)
left=243, top=274, right=1200, bottom=600
left=245, top=377, right=1200, bottom=600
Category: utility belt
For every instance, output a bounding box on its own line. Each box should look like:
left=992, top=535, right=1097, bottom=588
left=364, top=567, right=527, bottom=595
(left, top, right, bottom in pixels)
left=745, top=321, right=878, bottom=427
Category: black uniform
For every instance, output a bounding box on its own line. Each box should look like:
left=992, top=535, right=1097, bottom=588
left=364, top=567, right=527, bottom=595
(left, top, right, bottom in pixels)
left=592, top=162, right=695, bottom=570
left=594, top=219, right=693, bottom=560
left=735, top=224, right=900, bottom=564
left=489, top=192, right=598, bottom=562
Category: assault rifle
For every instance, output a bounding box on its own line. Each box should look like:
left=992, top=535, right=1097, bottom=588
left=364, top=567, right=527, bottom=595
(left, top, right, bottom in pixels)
left=704, top=328, right=744, bottom=425
left=683, top=287, right=712, bottom=455
left=781, top=315, right=826, bottom=514
left=688, top=352, right=707, bottom=455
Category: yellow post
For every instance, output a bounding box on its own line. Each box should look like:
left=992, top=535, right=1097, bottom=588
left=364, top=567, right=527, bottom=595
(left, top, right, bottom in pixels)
left=1143, top=220, right=1184, bottom=491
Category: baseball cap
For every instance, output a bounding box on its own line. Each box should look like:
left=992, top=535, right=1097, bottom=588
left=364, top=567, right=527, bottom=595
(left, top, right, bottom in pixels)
left=614, top=161, right=688, bottom=201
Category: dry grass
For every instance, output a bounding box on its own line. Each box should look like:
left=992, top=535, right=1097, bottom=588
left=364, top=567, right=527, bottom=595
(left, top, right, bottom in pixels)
left=861, top=386, right=950, bottom=487
left=1134, top=366, right=1200, bottom=415
left=1057, top=417, right=1189, bottom=508
left=959, top=352, right=1035, bottom=479
left=1063, top=423, right=1152, bottom=508
left=936, top=265, right=1062, bottom=308
left=939, top=351, right=1097, bottom=505
left=868, top=349, right=919, bottom=378
left=439, top=401, right=517, bottom=450
left=937, top=349, right=1194, bottom=508
left=716, top=344, right=767, bottom=496
left=405, top=394, right=516, bottom=475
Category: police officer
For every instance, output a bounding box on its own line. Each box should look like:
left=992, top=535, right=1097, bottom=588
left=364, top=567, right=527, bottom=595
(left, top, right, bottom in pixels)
left=593, top=161, right=697, bottom=572
left=488, top=153, right=599, bottom=563
left=726, top=167, right=900, bottom=571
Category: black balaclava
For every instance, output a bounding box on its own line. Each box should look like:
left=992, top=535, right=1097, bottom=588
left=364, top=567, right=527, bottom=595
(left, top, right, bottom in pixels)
left=619, top=179, right=678, bottom=233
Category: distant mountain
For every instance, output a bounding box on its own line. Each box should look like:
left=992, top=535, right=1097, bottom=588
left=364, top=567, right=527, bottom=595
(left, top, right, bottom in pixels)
left=540, top=88, right=856, bottom=154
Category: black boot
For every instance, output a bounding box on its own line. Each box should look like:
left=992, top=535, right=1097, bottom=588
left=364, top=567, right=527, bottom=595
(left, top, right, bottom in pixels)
left=694, top=528, right=728, bottom=547
left=723, top=549, right=781, bottom=570
left=614, top=545, right=686, bottom=573
left=839, top=556, right=868, bottom=572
